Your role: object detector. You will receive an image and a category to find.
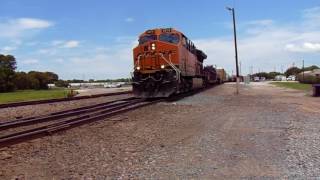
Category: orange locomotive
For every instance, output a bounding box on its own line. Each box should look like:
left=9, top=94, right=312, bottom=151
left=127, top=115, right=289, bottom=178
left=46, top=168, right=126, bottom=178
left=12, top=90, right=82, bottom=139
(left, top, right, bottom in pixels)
left=132, top=28, right=207, bottom=98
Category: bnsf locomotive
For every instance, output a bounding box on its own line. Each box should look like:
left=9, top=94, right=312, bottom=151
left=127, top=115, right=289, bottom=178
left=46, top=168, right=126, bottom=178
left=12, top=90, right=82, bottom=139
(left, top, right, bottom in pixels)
left=132, top=28, right=221, bottom=98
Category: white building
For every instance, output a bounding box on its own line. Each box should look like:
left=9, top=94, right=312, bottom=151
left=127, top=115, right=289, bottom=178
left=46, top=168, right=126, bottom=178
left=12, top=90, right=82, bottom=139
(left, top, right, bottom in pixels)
left=275, top=75, right=287, bottom=81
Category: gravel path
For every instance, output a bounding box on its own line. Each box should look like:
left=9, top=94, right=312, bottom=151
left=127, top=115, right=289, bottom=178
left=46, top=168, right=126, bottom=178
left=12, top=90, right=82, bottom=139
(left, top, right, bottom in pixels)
left=0, top=82, right=319, bottom=179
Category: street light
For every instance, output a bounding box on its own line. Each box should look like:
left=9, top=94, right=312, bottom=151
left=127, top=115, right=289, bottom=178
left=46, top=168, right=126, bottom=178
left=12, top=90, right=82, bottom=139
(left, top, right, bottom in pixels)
left=226, top=6, right=240, bottom=94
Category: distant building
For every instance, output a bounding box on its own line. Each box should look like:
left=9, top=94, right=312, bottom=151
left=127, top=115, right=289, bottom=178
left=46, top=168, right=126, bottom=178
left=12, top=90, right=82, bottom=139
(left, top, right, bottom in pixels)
left=48, top=84, right=56, bottom=88
left=275, top=75, right=286, bottom=81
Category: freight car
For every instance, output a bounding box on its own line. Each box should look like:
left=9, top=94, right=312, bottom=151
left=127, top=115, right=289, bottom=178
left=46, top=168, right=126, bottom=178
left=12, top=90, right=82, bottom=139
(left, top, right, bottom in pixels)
left=132, top=28, right=217, bottom=98
left=203, top=65, right=218, bottom=85
left=216, top=68, right=227, bottom=83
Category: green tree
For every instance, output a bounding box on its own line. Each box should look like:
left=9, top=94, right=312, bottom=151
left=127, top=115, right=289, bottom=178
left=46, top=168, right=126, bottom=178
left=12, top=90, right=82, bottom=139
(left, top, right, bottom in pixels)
left=28, top=71, right=51, bottom=89
left=54, top=80, right=69, bottom=87
left=44, top=72, right=59, bottom=83
left=284, top=67, right=301, bottom=77
left=13, top=72, right=30, bottom=89
left=268, top=72, right=282, bottom=79
left=0, top=54, right=17, bottom=92
left=303, top=65, right=319, bottom=71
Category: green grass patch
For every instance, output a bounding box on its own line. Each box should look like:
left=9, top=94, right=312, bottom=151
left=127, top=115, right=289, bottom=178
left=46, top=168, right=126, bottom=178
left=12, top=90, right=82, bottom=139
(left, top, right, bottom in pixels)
left=0, top=89, right=70, bottom=104
left=270, top=82, right=312, bottom=91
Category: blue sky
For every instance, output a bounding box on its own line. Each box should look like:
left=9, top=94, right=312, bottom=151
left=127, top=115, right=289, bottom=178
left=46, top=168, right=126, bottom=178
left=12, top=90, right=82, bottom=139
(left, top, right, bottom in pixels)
left=0, top=0, right=320, bottom=79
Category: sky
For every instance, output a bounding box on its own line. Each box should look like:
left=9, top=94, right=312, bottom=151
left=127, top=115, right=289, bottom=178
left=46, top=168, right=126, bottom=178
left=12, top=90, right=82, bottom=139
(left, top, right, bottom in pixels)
left=0, top=0, right=319, bottom=79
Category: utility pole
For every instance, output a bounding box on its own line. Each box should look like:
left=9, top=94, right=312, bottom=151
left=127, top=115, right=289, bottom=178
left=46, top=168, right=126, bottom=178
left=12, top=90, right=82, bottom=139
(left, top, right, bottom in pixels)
left=239, top=61, right=242, bottom=76
left=302, top=59, right=305, bottom=81
left=226, top=7, right=240, bottom=94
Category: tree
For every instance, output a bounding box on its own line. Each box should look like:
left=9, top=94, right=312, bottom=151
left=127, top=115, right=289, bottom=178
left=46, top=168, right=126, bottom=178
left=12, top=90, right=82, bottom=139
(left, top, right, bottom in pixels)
left=268, top=72, right=282, bottom=79
left=284, top=67, right=301, bottom=77
left=54, top=80, right=69, bottom=87
left=44, top=72, right=59, bottom=83
left=252, top=72, right=269, bottom=78
left=0, top=54, right=17, bottom=92
left=28, top=71, right=52, bottom=89
left=303, top=65, right=319, bottom=71
left=13, top=72, right=30, bottom=89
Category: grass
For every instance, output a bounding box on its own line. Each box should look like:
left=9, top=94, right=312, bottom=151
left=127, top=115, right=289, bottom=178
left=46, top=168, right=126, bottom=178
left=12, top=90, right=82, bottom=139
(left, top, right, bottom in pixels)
left=270, top=82, right=312, bottom=91
left=0, top=89, right=70, bottom=104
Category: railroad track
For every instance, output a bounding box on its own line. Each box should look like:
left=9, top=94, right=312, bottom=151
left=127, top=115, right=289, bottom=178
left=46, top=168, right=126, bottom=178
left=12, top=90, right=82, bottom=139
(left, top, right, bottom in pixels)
left=0, top=86, right=215, bottom=148
left=0, top=97, right=162, bottom=148
left=0, top=91, right=132, bottom=109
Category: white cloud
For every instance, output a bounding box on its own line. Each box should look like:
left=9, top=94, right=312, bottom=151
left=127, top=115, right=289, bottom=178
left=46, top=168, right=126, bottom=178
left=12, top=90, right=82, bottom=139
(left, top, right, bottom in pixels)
left=51, top=40, right=80, bottom=48
left=285, top=42, right=320, bottom=53
left=11, top=7, right=320, bottom=79
left=125, top=17, right=134, bottom=22
left=47, top=41, right=135, bottom=79
left=16, top=18, right=53, bottom=29
left=303, top=7, right=320, bottom=21
left=54, top=58, right=64, bottom=63
left=0, top=18, right=53, bottom=38
left=2, top=46, right=17, bottom=51
left=21, top=58, right=39, bottom=65
left=246, top=19, right=274, bottom=26
left=195, top=6, right=320, bottom=75
left=62, top=40, right=79, bottom=48
left=37, top=48, right=57, bottom=55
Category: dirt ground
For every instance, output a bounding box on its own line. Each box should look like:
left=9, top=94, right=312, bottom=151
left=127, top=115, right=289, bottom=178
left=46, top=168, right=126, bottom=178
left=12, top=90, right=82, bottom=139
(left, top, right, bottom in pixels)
left=0, top=82, right=319, bottom=179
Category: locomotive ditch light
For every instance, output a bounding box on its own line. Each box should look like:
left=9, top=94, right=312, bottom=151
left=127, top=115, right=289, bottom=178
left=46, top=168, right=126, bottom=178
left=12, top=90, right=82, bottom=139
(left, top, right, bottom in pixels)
left=161, top=64, right=165, bottom=69
left=137, top=66, right=141, bottom=70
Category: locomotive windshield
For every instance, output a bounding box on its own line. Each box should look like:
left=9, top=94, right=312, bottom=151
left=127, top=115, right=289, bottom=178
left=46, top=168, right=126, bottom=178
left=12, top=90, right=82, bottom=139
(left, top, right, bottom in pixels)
left=139, top=35, right=157, bottom=44
left=159, top=33, right=180, bottom=44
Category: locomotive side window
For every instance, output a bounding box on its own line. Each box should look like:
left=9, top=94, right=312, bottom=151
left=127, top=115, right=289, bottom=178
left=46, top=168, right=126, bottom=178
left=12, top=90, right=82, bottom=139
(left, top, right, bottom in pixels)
left=182, top=37, right=187, bottom=47
left=139, top=35, right=157, bottom=44
left=159, top=33, right=180, bottom=44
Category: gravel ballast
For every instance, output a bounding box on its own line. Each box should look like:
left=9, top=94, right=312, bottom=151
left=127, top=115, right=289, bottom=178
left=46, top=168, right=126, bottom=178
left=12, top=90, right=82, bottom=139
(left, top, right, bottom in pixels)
left=0, top=82, right=319, bottom=179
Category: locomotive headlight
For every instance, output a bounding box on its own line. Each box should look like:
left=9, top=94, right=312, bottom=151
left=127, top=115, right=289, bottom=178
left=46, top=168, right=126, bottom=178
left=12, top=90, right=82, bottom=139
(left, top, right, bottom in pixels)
left=161, top=64, right=165, bottom=69
left=136, top=66, right=141, bottom=70
left=151, top=43, right=156, bottom=50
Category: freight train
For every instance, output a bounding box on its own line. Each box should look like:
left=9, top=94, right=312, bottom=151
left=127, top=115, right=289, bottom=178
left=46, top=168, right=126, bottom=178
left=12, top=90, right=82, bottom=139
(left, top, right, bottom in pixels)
left=132, top=28, right=225, bottom=98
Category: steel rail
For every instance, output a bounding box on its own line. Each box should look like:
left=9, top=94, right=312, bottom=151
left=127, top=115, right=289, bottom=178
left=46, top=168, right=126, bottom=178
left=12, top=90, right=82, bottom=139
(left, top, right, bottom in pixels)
left=0, top=97, right=140, bottom=130
left=0, top=99, right=162, bottom=148
left=0, top=85, right=216, bottom=148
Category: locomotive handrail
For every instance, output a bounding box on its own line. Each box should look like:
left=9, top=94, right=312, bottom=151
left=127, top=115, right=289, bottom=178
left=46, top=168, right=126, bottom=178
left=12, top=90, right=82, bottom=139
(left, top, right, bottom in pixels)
left=134, top=54, right=143, bottom=70
left=159, top=53, right=181, bottom=82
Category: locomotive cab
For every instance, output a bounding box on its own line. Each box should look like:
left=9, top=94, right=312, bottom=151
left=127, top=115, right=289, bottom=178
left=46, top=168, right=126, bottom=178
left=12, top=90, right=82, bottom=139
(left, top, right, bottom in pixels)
left=132, top=28, right=207, bottom=98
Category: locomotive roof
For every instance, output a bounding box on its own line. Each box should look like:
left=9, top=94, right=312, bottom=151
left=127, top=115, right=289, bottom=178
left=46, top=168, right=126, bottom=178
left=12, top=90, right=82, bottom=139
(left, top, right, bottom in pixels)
left=140, top=28, right=183, bottom=37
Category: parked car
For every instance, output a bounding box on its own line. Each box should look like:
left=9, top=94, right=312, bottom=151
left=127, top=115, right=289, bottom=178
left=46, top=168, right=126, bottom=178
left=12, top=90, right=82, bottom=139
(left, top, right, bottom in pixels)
left=287, top=75, right=296, bottom=81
